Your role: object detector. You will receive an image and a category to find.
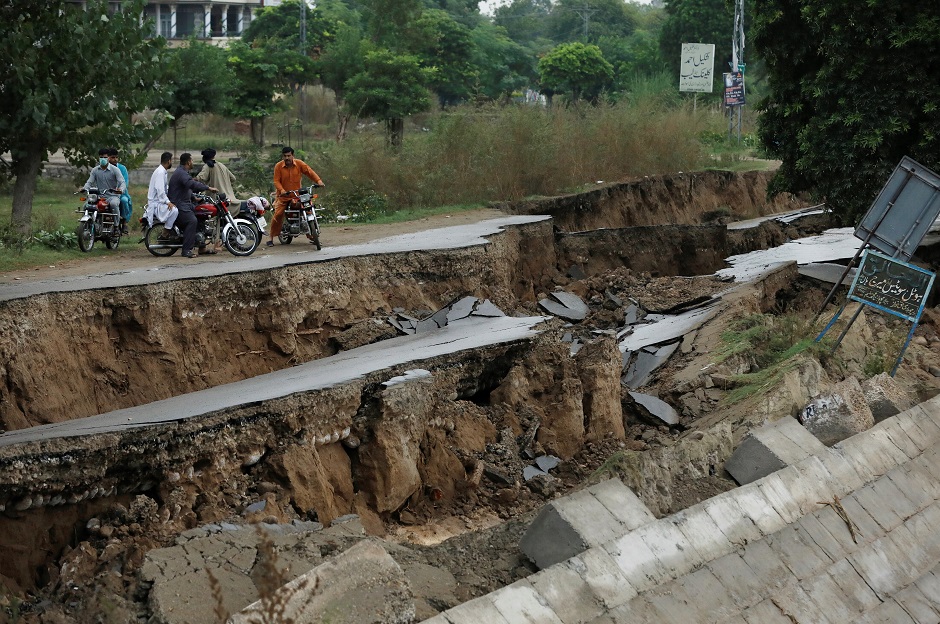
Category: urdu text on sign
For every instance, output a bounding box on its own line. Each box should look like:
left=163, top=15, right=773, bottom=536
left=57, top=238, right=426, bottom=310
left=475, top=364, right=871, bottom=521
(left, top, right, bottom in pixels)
left=679, top=43, right=715, bottom=93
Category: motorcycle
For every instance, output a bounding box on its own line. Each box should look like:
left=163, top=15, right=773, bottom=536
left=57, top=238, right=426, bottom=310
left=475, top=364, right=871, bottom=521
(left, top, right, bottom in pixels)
left=74, top=187, right=122, bottom=252
left=143, top=192, right=261, bottom=257
left=278, top=184, right=323, bottom=250
left=235, top=198, right=268, bottom=239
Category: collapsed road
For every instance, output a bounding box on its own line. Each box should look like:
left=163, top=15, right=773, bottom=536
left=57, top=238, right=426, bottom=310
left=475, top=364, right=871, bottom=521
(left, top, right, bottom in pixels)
left=6, top=168, right=939, bottom=623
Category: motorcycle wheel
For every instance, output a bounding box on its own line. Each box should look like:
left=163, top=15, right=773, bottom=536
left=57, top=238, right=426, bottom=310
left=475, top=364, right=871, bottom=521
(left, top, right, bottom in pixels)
left=144, top=225, right=178, bottom=257
left=105, top=230, right=121, bottom=250
left=76, top=222, right=95, bottom=252
left=224, top=222, right=261, bottom=256
left=310, top=232, right=321, bottom=250
left=278, top=233, right=293, bottom=245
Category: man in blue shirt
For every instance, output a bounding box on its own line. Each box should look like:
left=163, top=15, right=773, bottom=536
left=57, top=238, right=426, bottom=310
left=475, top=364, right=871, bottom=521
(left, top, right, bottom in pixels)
left=81, top=148, right=125, bottom=215
left=108, top=148, right=132, bottom=234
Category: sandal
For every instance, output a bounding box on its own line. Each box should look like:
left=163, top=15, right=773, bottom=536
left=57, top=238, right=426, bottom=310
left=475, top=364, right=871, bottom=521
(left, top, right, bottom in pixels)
left=265, top=240, right=275, bottom=247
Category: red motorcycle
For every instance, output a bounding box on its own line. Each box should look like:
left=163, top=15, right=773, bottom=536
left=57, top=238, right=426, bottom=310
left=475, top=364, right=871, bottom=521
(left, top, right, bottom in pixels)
left=143, top=193, right=260, bottom=257
left=75, top=187, right=122, bottom=252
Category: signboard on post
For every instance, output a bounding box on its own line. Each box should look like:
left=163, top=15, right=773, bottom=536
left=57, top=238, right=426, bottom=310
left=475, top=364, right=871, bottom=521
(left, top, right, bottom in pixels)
left=679, top=43, right=715, bottom=93
left=854, top=156, right=940, bottom=262
left=816, top=249, right=935, bottom=375
left=723, top=71, right=745, bottom=107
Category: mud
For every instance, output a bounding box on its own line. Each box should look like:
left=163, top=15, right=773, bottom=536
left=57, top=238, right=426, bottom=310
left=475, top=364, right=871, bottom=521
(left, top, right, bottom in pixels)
left=3, top=168, right=902, bottom=623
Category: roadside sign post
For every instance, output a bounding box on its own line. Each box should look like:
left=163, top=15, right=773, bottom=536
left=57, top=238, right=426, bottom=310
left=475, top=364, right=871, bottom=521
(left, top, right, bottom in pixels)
left=816, top=249, right=935, bottom=376
left=723, top=70, right=745, bottom=142
left=679, top=43, right=715, bottom=105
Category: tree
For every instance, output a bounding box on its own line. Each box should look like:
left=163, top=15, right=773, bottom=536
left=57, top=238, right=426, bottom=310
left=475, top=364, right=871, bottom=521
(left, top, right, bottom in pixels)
left=470, top=22, right=535, bottom=101
left=243, top=0, right=337, bottom=55
left=0, top=0, right=163, bottom=235
left=151, top=40, right=235, bottom=153
left=226, top=41, right=315, bottom=146
left=493, top=0, right=553, bottom=47
left=344, top=48, right=434, bottom=146
left=408, top=9, right=478, bottom=107
left=538, top=42, right=613, bottom=104
left=316, top=22, right=368, bottom=140
left=754, top=0, right=940, bottom=223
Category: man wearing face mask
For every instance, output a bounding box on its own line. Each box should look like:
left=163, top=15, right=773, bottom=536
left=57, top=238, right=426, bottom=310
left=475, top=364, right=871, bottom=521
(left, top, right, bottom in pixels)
left=107, top=148, right=133, bottom=234
left=167, top=152, right=217, bottom=258
left=80, top=148, right=125, bottom=217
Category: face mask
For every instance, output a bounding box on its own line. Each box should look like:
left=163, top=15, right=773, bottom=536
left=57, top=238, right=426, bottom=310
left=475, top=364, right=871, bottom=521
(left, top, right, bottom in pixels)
left=99, top=158, right=108, bottom=167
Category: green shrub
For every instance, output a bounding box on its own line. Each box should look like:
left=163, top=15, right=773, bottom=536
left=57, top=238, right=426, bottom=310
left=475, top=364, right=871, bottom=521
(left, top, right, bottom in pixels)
left=33, top=226, right=77, bottom=250
left=319, top=184, right=391, bottom=223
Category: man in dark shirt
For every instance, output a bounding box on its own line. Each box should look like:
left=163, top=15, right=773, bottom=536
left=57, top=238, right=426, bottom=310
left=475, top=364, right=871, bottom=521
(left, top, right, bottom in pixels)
left=168, top=152, right=216, bottom=258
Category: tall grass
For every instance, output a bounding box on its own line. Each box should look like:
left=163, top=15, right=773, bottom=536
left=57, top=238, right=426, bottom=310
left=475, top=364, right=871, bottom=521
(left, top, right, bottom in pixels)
left=318, top=90, right=715, bottom=209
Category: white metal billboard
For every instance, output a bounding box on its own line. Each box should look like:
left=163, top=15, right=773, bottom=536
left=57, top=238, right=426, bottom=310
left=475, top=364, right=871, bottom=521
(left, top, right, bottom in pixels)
left=679, top=43, right=715, bottom=93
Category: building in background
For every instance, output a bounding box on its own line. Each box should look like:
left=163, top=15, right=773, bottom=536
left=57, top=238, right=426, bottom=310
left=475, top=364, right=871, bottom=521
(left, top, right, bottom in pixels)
left=70, top=1, right=281, bottom=43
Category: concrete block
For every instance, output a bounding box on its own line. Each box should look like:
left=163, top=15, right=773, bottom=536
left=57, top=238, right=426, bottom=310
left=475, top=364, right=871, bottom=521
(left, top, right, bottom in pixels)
left=893, top=410, right=938, bottom=453
left=603, top=596, right=664, bottom=624
left=702, top=492, right=764, bottom=546
left=796, top=512, right=850, bottom=563
left=874, top=416, right=923, bottom=459
left=765, top=525, right=832, bottom=581
left=605, top=529, right=670, bottom=593
left=741, top=598, right=802, bottom=624
left=725, top=417, right=826, bottom=485
left=908, top=404, right=940, bottom=442
left=490, top=581, right=564, bottom=624
left=571, top=547, right=637, bottom=609
left=675, top=567, right=737, bottom=622
left=230, top=539, right=414, bottom=624
left=765, top=579, right=835, bottom=624
left=813, top=504, right=862, bottom=554
left=636, top=519, right=704, bottom=579
left=732, top=486, right=787, bottom=536
left=913, top=568, right=940, bottom=605
left=902, top=503, right=940, bottom=562
left=671, top=509, right=734, bottom=563
left=899, top=456, right=940, bottom=501
left=885, top=466, right=934, bottom=512
left=800, top=377, right=874, bottom=446
left=799, top=569, right=861, bottom=623
left=825, top=558, right=881, bottom=613
left=587, top=479, right=655, bottom=531
left=787, top=455, right=840, bottom=514
left=835, top=428, right=910, bottom=477
left=831, top=494, right=885, bottom=545
left=893, top=584, right=940, bottom=624
left=851, top=482, right=905, bottom=532
left=739, top=539, right=791, bottom=591
left=853, top=599, right=916, bottom=624
left=520, top=489, right=627, bottom=569
left=706, top=553, right=766, bottom=612
left=529, top=562, right=604, bottom=624
left=848, top=530, right=920, bottom=600
left=816, top=448, right=867, bottom=492
left=755, top=471, right=803, bottom=524
left=440, top=597, right=511, bottom=624
left=644, top=585, right=701, bottom=624
left=861, top=372, right=913, bottom=422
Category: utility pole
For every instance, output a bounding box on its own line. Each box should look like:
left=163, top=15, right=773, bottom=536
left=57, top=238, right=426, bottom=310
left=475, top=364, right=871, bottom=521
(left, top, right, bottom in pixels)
left=731, top=0, right=745, bottom=143
left=570, top=5, right=597, bottom=41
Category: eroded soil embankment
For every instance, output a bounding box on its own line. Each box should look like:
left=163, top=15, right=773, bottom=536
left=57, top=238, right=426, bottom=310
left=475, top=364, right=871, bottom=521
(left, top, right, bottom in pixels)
left=0, top=221, right=555, bottom=432
left=499, top=169, right=805, bottom=231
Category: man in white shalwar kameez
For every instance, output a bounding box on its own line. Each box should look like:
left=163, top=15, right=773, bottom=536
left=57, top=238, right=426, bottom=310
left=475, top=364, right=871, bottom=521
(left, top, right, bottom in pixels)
left=146, top=152, right=178, bottom=237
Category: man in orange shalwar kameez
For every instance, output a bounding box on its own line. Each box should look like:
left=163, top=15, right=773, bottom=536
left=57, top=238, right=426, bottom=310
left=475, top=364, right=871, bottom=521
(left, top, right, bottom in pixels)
left=267, top=146, right=324, bottom=247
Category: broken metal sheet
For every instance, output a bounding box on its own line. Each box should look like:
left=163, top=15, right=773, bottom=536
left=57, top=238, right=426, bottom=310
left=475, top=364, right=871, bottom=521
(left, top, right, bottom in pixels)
left=618, top=303, right=721, bottom=353
left=471, top=299, right=506, bottom=318
left=535, top=455, right=560, bottom=472
left=605, top=290, right=623, bottom=307
left=539, top=297, right=587, bottom=321
left=798, top=263, right=857, bottom=286
left=622, top=342, right=680, bottom=388
left=624, top=304, right=640, bottom=325
left=570, top=339, right=583, bottom=356
left=561, top=332, right=573, bottom=343
left=550, top=291, right=589, bottom=315
left=523, top=466, right=546, bottom=481
left=628, top=392, right=680, bottom=425
left=446, top=296, right=478, bottom=323
left=716, top=227, right=862, bottom=283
